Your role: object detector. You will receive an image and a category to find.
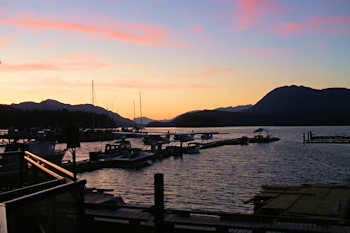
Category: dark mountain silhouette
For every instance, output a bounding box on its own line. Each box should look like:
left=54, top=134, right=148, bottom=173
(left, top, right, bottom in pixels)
left=0, top=105, right=119, bottom=129
left=142, top=106, right=251, bottom=124
left=246, top=85, right=350, bottom=114
left=134, top=117, right=154, bottom=125
left=11, top=99, right=135, bottom=127
left=148, top=86, right=350, bottom=127
left=215, top=105, right=253, bottom=112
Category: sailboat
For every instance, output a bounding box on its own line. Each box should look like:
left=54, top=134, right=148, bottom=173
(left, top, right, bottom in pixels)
left=115, top=91, right=147, bottom=138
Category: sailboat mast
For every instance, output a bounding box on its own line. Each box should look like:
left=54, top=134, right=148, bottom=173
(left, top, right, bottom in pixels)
left=92, top=81, right=95, bottom=130
left=139, top=91, right=143, bottom=127
left=133, top=100, right=136, bottom=122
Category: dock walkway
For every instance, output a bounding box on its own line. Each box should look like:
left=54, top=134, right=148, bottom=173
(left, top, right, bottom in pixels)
left=303, top=131, right=350, bottom=144
left=84, top=185, right=350, bottom=233
left=84, top=197, right=350, bottom=233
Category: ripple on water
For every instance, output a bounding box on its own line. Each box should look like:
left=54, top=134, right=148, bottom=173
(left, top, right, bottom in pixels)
left=79, top=126, right=350, bottom=213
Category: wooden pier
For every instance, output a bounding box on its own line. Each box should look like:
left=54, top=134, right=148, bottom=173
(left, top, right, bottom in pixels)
left=246, top=184, right=350, bottom=225
left=303, top=131, right=350, bottom=143
left=59, top=137, right=279, bottom=173
left=200, top=137, right=248, bottom=149
left=83, top=175, right=350, bottom=233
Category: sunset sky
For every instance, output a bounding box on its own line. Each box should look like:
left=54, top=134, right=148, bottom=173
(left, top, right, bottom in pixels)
left=1, top=0, right=349, bottom=120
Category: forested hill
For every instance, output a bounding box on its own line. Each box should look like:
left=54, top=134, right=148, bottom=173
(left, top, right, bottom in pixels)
left=245, top=85, right=350, bottom=114
left=148, top=86, right=350, bottom=127
left=11, top=99, right=135, bottom=126
left=0, top=105, right=120, bottom=129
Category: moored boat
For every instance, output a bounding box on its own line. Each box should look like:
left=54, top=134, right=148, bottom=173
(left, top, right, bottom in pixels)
left=89, top=139, right=154, bottom=168
left=184, top=142, right=201, bottom=154
left=4, top=139, right=66, bottom=164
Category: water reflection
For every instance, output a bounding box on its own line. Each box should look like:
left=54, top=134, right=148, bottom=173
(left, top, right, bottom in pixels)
left=2, top=126, right=349, bottom=214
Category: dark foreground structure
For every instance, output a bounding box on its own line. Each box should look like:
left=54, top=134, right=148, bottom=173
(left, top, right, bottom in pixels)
left=1, top=151, right=350, bottom=233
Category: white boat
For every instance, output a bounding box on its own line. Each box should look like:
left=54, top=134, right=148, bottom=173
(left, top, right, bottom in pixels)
left=143, top=135, right=170, bottom=145
left=4, top=139, right=66, bottom=164
left=89, top=139, right=154, bottom=168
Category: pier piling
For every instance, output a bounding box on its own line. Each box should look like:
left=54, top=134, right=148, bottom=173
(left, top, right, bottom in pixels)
left=154, top=173, right=164, bottom=233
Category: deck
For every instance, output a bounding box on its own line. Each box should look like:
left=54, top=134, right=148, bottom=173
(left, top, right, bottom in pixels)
left=248, top=184, right=350, bottom=225
left=84, top=188, right=350, bottom=233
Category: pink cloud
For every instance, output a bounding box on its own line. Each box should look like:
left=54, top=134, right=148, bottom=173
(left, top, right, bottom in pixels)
left=0, top=13, right=187, bottom=48
left=222, top=0, right=291, bottom=31
left=0, top=39, right=11, bottom=48
left=0, top=7, right=6, bottom=14
left=0, top=34, right=18, bottom=48
left=247, top=43, right=326, bottom=57
left=130, top=64, right=144, bottom=68
left=37, top=42, right=54, bottom=48
left=272, top=16, right=350, bottom=36
left=0, top=54, right=109, bottom=71
left=190, top=26, right=205, bottom=34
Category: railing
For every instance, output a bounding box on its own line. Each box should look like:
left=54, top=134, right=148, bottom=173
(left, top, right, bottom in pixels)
left=24, top=151, right=75, bottom=180
left=0, top=150, right=86, bottom=233
left=0, top=150, right=76, bottom=190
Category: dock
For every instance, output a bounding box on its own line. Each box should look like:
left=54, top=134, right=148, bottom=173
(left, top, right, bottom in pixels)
left=1, top=151, right=350, bottom=233
left=60, top=136, right=279, bottom=173
left=303, top=131, right=350, bottom=143
left=83, top=177, right=350, bottom=233
left=246, top=184, right=350, bottom=224
left=200, top=137, right=248, bottom=149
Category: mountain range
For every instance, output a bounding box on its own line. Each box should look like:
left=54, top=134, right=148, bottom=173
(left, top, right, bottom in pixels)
left=11, top=99, right=135, bottom=127
left=5, top=85, right=350, bottom=128
left=134, top=105, right=253, bottom=125
left=148, top=85, right=350, bottom=127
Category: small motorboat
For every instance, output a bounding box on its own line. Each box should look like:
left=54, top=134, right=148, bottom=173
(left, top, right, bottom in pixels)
left=184, top=142, right=201, bottom=154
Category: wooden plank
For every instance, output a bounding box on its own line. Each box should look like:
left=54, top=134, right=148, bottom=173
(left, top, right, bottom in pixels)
left=315, top=188, right=350, bottom=217
left=254, top=192, right=279, bottom=198
left=262, top=194, right=301, bottom=210
left=288, top=194, right=324, bottom=215
left=85, top=207, right=152, bottom=221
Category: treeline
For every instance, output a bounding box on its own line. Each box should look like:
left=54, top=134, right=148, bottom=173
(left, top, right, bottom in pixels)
left=148, top=108, right=350, bottom=127
left=0, top=105, right=117, bottom=129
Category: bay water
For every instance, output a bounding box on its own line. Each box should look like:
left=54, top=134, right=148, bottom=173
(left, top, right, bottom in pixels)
left=2, top=126, right=349, bottom=213
left=75, top=126, right=350, bottom=214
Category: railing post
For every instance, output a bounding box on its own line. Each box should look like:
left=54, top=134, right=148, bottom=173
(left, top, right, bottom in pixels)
left=154, top=173, right=164, bottom=233
left=72, top=149, right=77, bottom=182
left=19, top=152, right=24, bottom=187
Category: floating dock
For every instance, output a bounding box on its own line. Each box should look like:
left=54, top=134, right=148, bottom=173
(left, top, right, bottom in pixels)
left=303, top=131, right=350, bottom=143
left=61, top=136, right=280, bottom=173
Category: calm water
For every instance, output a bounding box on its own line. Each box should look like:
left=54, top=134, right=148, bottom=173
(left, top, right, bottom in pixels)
left=3, top=126, right=350, bottom=213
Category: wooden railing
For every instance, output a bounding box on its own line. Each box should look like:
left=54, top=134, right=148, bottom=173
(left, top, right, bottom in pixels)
left=0, top=151, right=76, bottom=190
left=24, top=151, right=74, bottom=181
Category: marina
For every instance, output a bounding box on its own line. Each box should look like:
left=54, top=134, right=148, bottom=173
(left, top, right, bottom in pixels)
left=1, top=152, right=350, bottom=233
left=1, top=126, right=350, bottom=233
left=3, top=0, right=350, bottom=232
